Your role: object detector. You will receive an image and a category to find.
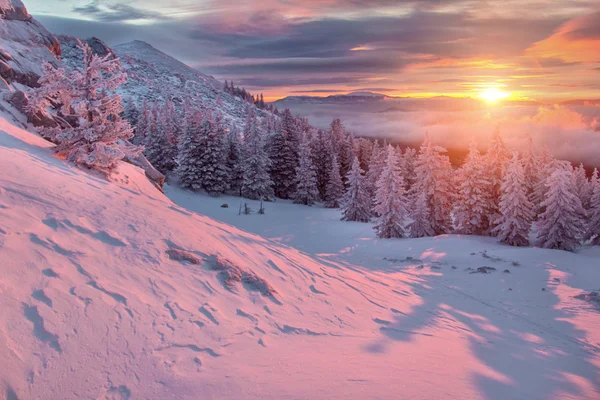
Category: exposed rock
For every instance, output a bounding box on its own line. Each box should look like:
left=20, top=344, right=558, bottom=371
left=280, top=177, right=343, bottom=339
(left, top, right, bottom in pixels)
left=574, top=291, right=599, bottom=307
left=166, top=249, right=200, bottom=265
left=221, top=204, right=229, bottom=208
left=0, top=0, right=31, bottom=21
left=503, top=269, right=510, bottom=273
left=470, top=266, right=497, bottom=274
left=7, top=90, right=58, bottom=128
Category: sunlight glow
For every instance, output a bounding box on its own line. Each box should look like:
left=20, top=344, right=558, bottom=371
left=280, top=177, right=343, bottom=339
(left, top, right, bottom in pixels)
left=478, top=88, right=510, bottom=103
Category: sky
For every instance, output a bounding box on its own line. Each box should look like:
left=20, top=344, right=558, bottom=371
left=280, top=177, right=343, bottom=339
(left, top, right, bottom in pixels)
left=27, top=0, right=600, bottom=102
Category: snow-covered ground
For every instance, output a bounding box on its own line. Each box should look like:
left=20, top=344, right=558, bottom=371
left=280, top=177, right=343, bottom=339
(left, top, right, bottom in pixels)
left=1, top=109, right=599, bottom=399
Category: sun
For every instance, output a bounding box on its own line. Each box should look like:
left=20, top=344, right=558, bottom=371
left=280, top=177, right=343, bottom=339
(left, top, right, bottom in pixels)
left=478, top=88, right=510, bottom=103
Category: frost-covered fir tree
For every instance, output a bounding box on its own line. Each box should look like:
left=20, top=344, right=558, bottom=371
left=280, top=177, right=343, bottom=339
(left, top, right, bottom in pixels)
left=409, top=190, right=435, bottom=238
left=197, top=115, right=230, bottom=196
left=522, top=135, right=538, bottom=199
left=536, top=164, right=586, bottom=251
left=366, top=141, right=385, bottom=197
left=123, top=97, right=138, bottom=129
left=585, top=176, right=600, bottom=245
left=177, top=110, right=204, bottom=190
left=373, top=145, right=408, bottom=238
left=493, top=152, right=534, bottom=246
left=311, top=129, right=334, bottom=200
left=242, top=110, right=274, bottom=201
left=341, top=157, right=371, bottom=222
left=486, top=127, right=509, bottom=232
left=293, top=133, right=319, bottom=206
left=133, top=101, right=150, bottom=145
left=325, top=154, right=344, bottom=208
left=226, top=125, right=244, bottom=195
left=454, top=143, right=494, bottom=235
left=573, top=163, right=592, bottom=210
left=269, top=109, right=300, bottom=199
left=28, top=43, right=140, bottom=173
left=412, top=133, right=455, bottom=235
left=144, top=102, right=177, bottom=175
left=531, top=146, right=555, bottom=215
left=402, top=147, right=417, bottom=196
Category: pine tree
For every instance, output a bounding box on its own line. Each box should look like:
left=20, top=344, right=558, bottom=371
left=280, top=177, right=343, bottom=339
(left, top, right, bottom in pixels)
left=311, top=129, right=333, bottom=200
left=28, top=43, right=140, bottom=173
left=411, top=133, right=455, bottom=235
left=123, top=97, right=138, bottom=128
left=226, top=125, right=244, bottom=195
left=536, top=164, right=586, bottom=251
left=341, top=157, right=371, bottom=222
left=269, top=109, right=300, bottom=199
left=325, top=154, right=344, bottom=208
left=409, top=190, right=435, bottom=238
left=144, top=102, right=177, bottom=175
left=531, top=146, right=555, bottom=215
left=522, top=135, right=538, bottom=199
left=454, top=143, right=494, bottom=235
left=373, top=145, right=408, bottom=238
left=585, top=177, right=600, bottom=245
left=573, top=163, right=592, bottom=210
left=494, top=152, right=534, bottom=246
left=402, top=147, right=417, bottom=196
left=243, top=109, right=274, bottom=201
left=198, top=115, right=230, bottom=196
left=486, top=126, right=509, bottom=232
left=293, top=133, right=319, bottom=206
left=366, top=141, right=385, bottom=197
left=177, top=110, right=204, bottom=191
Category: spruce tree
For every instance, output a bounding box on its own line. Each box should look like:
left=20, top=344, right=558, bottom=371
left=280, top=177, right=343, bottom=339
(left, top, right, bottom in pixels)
left=144, top=102, right=177, bottom=175
left=522, top=135, right=538, bottom=199
left=269, top=109, right=300, bottom=199
left=402, top=147, right=417, bottom=196
left=227, top=125, right=244, bottom=195
left=373, top=145, right=408, bottom=238
left=409, top=190, right=435, bottom=238
left=454, top=143, right=494, bottom=235
left=531, top=146, right=555, bottom=215
left=293, top=133, right=319, bottom=206
left=536, top=164, right=586, bottom=251
left=311, top=129, right=333, bottom=200
left=585, top=176, right=600, bottom=245
left=177, top=110, right=204, bottom=191
left=325, top=154, right=344, bottom=208
left=243, top=109, right=274, bottom=200
left=494, top=152, right=534, bottom=246
left=199, top=115, right=230, bottom=196
left=341, top=157, right=371, bottom=222
left=366, top=141, right=385, bottom=198
left=573, top=163, right=592, bottom=210
left=486, top=127, right=509, bottom=232
left=412, top=133, right=455, bottom=235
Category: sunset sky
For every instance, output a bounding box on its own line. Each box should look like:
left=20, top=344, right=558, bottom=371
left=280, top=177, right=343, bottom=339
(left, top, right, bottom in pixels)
left=29, top=0, right=600, bottom=102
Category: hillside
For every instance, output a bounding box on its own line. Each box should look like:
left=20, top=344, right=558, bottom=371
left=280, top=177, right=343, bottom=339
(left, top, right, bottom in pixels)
left=1, top=107, right=598, bottom=398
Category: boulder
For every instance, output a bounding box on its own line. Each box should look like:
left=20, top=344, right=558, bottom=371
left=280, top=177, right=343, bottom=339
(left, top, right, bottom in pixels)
left=7, top=90, right=59, bottom=128
left=0, top=0, right=31, bottom=21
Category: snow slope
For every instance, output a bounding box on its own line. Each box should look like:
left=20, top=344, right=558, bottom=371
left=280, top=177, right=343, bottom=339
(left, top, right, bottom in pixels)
left=1, top=110, right=599, bottom=399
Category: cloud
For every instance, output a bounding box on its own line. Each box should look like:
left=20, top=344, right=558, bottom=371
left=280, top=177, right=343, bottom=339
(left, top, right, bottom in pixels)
left=526, top=12, right=600, bottom=63
left=73, top=1, right=166, bottom=22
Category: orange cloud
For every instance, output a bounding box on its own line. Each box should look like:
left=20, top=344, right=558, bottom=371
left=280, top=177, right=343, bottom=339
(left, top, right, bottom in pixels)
left=526, top=12, right=600, bottom=63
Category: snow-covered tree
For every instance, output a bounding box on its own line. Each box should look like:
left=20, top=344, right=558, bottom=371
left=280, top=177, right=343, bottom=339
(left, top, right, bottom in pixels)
left=133, top=100, right=150, bottom=145
left=198, top=115, right=230, bottom=196
left=226, top=125, right=244, bottom=195
left=585, top=176, right=600, bottom=245
left=409, top=190, right=435, bottom=238
left=311, top=129, right=334, bottom=200
left=454, top=143, right=494, bottom=235
left=269, top=109, right=300, bottom=199
left=366, top=141, right=385, bottom=197
left=373, top=145, right=408, bottom=238
left=402, top=147, right=417, bottom=196
left=522, top=135, right=538, bottom=199
left=144, top=102, right=177, bottom=175
left=531, top=146, right=555, bottom=215
left=411, top=133, right=455, bottom=235
left=341, top=157, right=371, bottom=222
left=536, top=164, right=586, bottom=251
left=28, top=43, right=140, bottom=174
left=177, top=110, right=204, bottom=191
left=123, top=98, right=138, bottom=128
left=493, top=152, right=534, bottom=246
left=293, top=133, right=319, bottom=205
left=486, top=127, right=509, bottom=231
left=242, top=110, right=274, bottom=201
left=573, top=163, right=592, bottom=210
left=325, top=154, right=344, bottom=208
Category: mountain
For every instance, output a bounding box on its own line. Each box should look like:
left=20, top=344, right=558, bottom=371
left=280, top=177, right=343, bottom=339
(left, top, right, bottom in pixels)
left=58, top=37, right=272, bottom=128
left=274, top=91, right=393, bottom=106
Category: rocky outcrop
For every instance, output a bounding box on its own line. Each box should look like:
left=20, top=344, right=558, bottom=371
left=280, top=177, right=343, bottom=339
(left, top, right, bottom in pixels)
left=7, top=90, right=59, bottom=128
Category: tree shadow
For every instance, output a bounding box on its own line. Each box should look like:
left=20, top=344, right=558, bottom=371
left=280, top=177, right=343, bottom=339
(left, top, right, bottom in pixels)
left=364, top=258, right=600, bottom=400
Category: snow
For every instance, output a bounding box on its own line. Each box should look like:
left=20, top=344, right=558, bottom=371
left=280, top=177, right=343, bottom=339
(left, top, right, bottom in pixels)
left=1, top=111, right=600, bottom=399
